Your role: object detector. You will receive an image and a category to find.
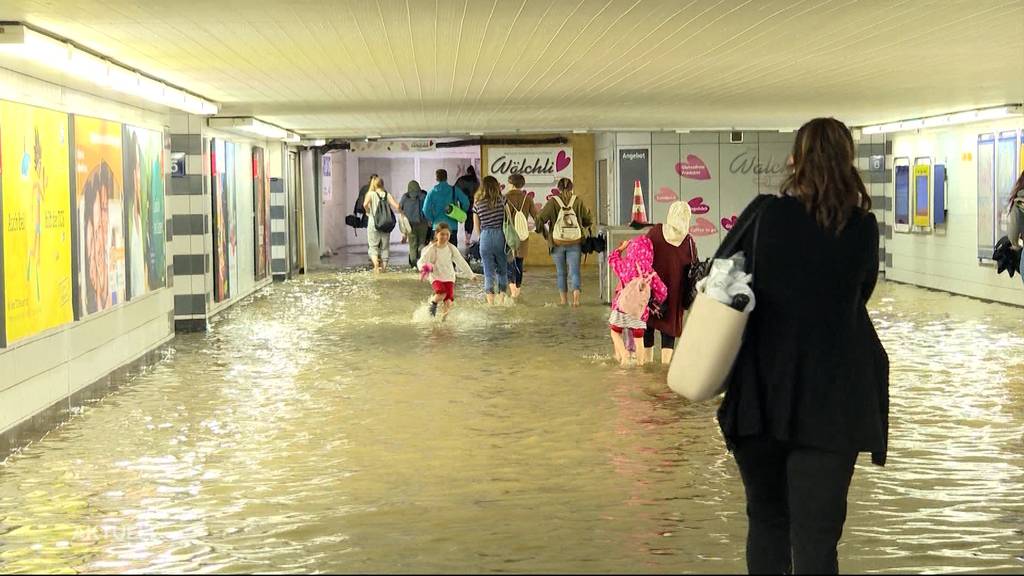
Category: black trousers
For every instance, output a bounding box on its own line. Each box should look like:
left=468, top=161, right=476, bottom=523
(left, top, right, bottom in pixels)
left=642, top=329, right=675, bottom=349
left=732, top=436, right=858, bottom=575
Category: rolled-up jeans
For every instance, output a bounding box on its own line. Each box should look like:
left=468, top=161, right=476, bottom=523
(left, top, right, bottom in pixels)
left=551, top=243, right=582, bottom=293
left=479, top=228, right=509, bottom=294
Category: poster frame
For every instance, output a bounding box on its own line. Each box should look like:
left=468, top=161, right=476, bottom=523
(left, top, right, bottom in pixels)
left=977, top=133, right=996, bottom=260
left=933, top=163, right=947, bottom=226
left=893, top=157, right=911, bottom=233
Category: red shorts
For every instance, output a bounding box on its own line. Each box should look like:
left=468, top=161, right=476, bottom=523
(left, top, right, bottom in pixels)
left=432, top=281, right=455, bottom=302
left=610, top=325, right=645, bottom=338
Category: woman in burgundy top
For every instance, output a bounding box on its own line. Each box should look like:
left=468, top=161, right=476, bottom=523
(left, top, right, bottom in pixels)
left=642, top=201, right=696, bottom=365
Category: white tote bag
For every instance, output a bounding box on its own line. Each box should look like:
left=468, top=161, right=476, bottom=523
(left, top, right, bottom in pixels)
left=667, top=292, right=749, bottom=401
left=666, top=196, right=772, bottom=402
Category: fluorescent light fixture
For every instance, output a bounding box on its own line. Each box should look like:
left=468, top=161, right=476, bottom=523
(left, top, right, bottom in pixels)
left=861, top=105, right=1022, bottom=135
left=675, top=129, right=691, bottom=134
left=300, top=139, right=326, bottom=146
left=572, top=129, right=588, bottom=134
left=0, top=23, right=218, bottom=115
left=209, top=117, right=289, bottom=139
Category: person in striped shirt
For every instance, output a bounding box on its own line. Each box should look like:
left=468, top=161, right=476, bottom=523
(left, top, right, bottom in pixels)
left=472, top=176, right=510, bottom=305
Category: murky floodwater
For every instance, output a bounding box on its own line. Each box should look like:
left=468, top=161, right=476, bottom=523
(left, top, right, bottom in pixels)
left=1, top=267, right=1022, bottom=574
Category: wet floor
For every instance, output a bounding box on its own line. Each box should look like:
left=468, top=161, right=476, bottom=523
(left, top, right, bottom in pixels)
left=1, top=267, right=1023, bottom=574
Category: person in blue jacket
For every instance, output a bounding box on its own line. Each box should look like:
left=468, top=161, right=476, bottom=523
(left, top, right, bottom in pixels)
left=423, top=169, right=470, bottom=248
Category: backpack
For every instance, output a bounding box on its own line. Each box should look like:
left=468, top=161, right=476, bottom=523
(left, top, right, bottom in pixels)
left=617, top=264, right=653, bottom=319
left=512, top=195, right=531, bottom=242
left=552, top=194, right=582, bottom=243
left=403, top=192, right=426, bottom=224
left=372, top=191, right=396, bottom=233
left=503, top=204, right=521, bottom=253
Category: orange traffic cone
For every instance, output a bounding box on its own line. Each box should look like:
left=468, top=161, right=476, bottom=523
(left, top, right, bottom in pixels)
left=631, top=180, right=648, bottom=224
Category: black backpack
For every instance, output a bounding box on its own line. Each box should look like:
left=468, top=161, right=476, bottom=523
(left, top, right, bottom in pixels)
left=372, top=192, right=396, bottom=233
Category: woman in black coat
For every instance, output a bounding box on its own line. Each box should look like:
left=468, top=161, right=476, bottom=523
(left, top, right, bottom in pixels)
left=717, top=117, right=889, bottom=575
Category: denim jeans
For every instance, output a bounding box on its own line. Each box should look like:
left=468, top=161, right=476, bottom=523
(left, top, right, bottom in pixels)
left=479, top=229, right=509, bottom=294
left=551, top=243, right=582, bottom=293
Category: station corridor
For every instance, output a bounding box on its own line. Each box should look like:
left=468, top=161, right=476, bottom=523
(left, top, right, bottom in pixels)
left=1, top=268, right=1021, bottom=574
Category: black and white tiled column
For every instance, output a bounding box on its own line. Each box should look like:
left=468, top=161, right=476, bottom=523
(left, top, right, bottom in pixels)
left=270, top=177, right=288, bottom=280
left=167, top=113, right=211, bottom=331
left=856, top=134, right=894, bottom=274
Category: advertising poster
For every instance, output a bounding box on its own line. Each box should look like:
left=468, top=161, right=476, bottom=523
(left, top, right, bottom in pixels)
left=487, top=147, right=573, bottom=214
left=321, top=153, right=332, bottom=202
left=996, top=131, right=1018, bottom=239
left=74, top=115, right=125, bottom=317
left=0, top=101, right=73, bottom=345
left=678, top=144, right=719, bottom=257
left=225, top=142, right=238, bottom=295
left=123, top=125, right=166, bottom=299
left=253, top=146, right=269, bottom=280
left=212, top=138, right=230, bottom=302
left=933, top=164, right=946, bottom=225
left=977, top=134, right=995, bottom=258
left=617, top=148, right=648, bottom=225
left=913, top=163, right=931, bottom=228
left=894, top=163, right=910, bottom=228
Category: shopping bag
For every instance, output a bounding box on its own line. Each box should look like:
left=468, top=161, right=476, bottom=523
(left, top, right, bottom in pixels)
left=667, top=292, right=749, bottom=402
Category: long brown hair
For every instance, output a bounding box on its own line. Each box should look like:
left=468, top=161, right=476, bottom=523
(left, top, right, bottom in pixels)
left=780, top=118, right=871, bottom=233
left=476, top=175, right=502, bottom=208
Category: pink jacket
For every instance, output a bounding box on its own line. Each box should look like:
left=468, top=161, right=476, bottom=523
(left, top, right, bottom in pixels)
left=609, top=236, right=667, bottom=321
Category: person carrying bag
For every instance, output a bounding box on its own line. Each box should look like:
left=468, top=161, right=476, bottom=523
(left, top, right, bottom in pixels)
left=667, top=195, right=772, bottom=401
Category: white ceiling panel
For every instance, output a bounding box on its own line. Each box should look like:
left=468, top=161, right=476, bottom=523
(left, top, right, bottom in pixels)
left=0, top=0, right=1021, bottom=137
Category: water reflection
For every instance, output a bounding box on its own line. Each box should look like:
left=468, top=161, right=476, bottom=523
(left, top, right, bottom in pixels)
left=0, top=270, right=1022, bottom=574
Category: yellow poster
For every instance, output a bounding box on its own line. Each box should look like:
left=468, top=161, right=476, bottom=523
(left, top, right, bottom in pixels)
left=74, top=115, right=125, bottom=316
left=1, top=101, right=74, bottom=345
left=913, top=164, right=931, bottom=228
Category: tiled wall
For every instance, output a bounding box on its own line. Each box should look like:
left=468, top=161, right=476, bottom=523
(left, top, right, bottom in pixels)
left=0, top=67, right=175, bottom=435
left=886, top=120, right=1024, bottom=306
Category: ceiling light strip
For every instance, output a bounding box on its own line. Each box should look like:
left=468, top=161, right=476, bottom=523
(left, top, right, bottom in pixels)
left=860, top=105, right=1023, bottom=135
left=0, top=22, right=218, bottom=115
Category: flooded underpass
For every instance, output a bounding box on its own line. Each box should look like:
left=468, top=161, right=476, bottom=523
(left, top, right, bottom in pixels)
left=1, top=268, right=1023, bottom=574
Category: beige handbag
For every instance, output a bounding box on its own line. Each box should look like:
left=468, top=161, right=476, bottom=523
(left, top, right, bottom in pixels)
left=667, top=292, right=749, bottom=401
left=667, top=196, right=771, bottom=402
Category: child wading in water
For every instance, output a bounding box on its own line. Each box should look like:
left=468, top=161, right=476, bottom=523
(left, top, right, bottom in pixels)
left=608, top=236, right=667, bottom=366
left=417, top=223, right=476, bottom=319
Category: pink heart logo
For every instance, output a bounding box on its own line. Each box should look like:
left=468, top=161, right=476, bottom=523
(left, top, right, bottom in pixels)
left=690, top=217, right=718, bottom=237
left=721, top=215, right=738, bottom=231
left=656, top=187, right=678, bottom=203
left=676, top=154, right=711, bottom=180
left=555, top=150, right=571, bottom=172
left=687, top=196, right=710, bottom=215
left=548, top=188, right=560, bottom=200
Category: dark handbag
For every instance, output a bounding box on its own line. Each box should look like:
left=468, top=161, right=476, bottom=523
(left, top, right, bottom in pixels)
left=683, top=237, right=707, bottom=309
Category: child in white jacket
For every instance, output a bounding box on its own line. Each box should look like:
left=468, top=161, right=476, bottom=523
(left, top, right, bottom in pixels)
left=417, top=223, right=476, bottom=318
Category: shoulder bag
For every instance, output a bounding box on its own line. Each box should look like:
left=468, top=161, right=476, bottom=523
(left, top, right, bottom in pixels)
left=667, top=196, right=772, bottom=402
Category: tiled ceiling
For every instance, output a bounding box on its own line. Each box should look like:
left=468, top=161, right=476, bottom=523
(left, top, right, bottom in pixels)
left=3, top=0, right=1024, bottom=138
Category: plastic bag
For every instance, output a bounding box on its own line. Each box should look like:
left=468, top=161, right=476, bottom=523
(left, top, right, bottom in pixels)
left=695, top=252, right=756, bottom=313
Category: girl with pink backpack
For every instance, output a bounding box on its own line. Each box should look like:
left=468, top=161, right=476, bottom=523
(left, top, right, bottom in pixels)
left=608, top=236, right=668, bottom=366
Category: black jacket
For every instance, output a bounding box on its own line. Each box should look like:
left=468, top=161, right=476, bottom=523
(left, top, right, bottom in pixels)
left=717, top=195, right=890, bottom=466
